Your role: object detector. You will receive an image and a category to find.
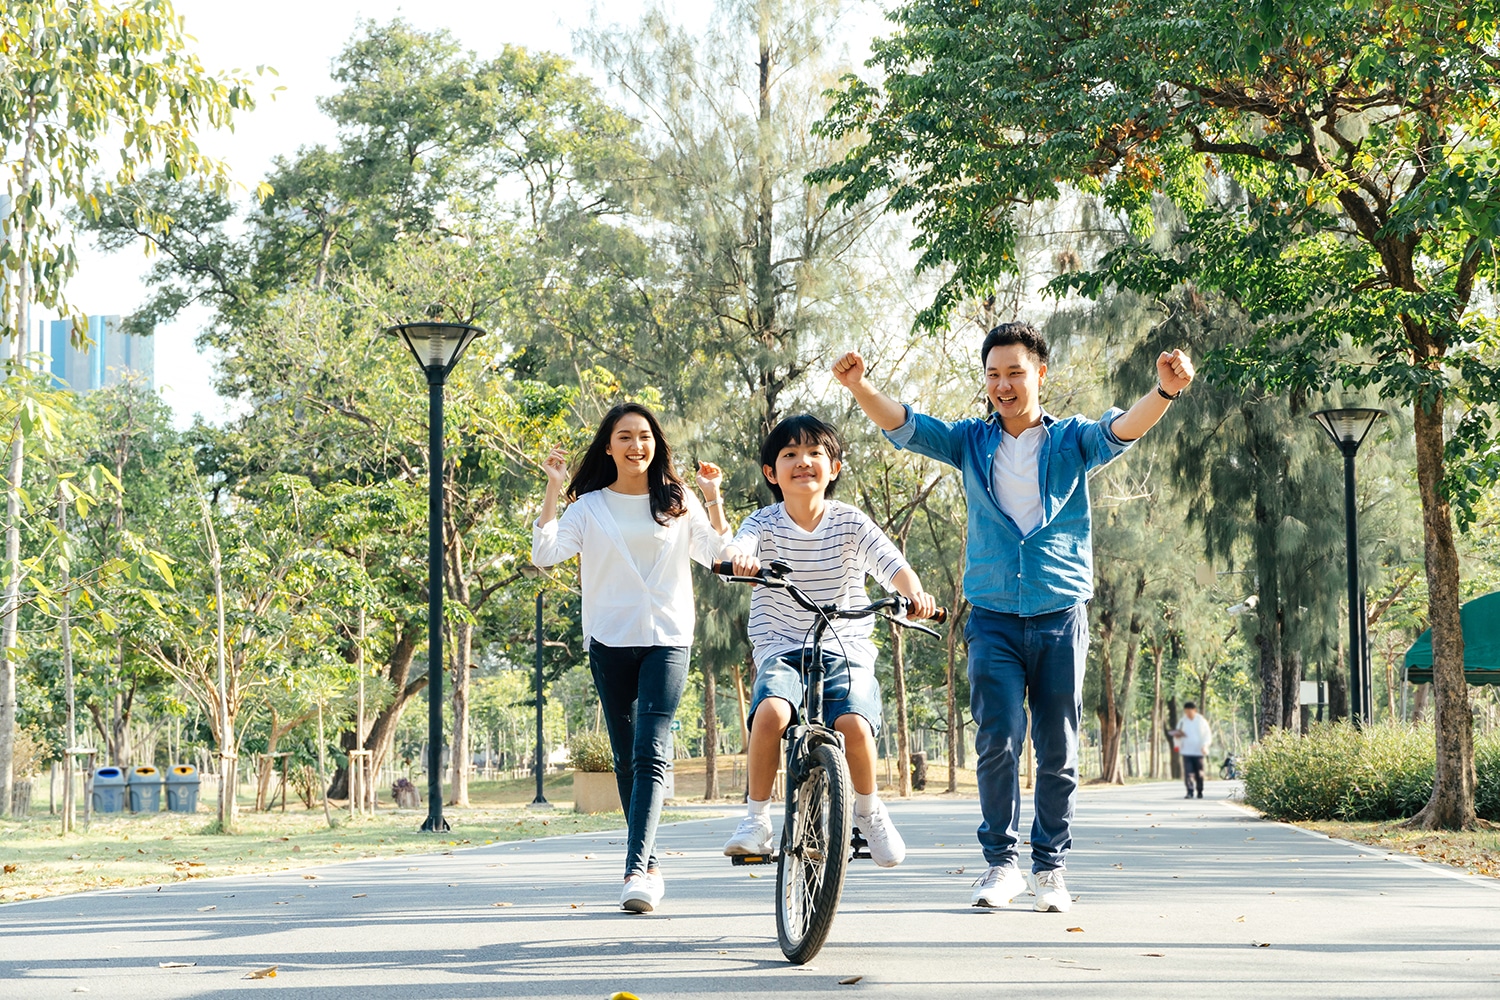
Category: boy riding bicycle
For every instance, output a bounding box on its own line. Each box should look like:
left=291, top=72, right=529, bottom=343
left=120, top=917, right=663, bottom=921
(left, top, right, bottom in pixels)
left=720, top=414, right=937, bottom=867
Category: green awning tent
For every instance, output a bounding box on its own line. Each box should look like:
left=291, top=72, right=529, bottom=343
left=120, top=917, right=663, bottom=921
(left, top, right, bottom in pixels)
left=1404, top=591, right=1500, bottom=685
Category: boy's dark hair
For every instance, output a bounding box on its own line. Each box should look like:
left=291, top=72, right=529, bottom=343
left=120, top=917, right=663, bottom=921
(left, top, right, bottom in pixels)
left=759, top=414, right=843, bottom=502
left=567, top=402, right=688, bottom=525
left=1183, top=701, right=1197, bottom=710
left=981, top=321, right=1050, bottom=368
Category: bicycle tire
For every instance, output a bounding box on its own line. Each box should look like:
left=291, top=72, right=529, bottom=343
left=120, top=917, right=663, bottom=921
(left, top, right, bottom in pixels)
left=775, top=742, right=853, bottom=964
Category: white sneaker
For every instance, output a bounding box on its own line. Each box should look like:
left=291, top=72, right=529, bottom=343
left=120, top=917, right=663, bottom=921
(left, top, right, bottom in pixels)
left=620, top=873, right=661, bottom=913
left=854, top=804, right=906, bottom=868
left=722, top=814, right=773, bottom=855
left=646, top=870, right=665, bottom=903
left=1027, top=868, right=1072, bottom=912
left=970, top=863, right=1027, bottom=907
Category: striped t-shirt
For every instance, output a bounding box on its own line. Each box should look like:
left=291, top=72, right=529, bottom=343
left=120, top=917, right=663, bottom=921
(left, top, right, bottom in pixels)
left=728, top=501, right=909, bottom=671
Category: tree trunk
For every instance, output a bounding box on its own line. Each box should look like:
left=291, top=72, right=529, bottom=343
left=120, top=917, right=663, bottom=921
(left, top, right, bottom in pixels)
left=1149, top=643, right=1163, bottom=779
left=1165, top=696, right=1181, bottom=778
left=449, top=620, right=473, bottom=807
left=1254, top=624, right=1282, bottom=738
left=1411, top=682, right=1430, bottom=724
left=891, top=623, right=911, bottom=797
left=702, top=659, right=719, bottom=801
left=731, top=659, right=749, bottom=754
left=0, top=431, right=22, bottom=817
left=1405, top=395, right=1475, bottom=829
left=1327, top=641, right=1349, bottom=722
left=945, top=604, right=960, bottom=793
left=1281, top=647, right=1302, bottom=731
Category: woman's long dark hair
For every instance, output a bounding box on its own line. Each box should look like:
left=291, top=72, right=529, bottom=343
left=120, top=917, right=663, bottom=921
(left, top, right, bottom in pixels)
left=566, top=402, right=688, bottom=525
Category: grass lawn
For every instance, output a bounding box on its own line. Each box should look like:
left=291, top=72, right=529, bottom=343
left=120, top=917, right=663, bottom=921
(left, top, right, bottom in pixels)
left=0, top=770, right=699, bottom=904
left=1300, top=819, right=1500, bottom=879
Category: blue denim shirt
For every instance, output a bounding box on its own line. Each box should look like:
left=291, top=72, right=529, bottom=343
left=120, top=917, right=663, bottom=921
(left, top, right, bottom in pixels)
left=884, top=406, right=1133, bottom=616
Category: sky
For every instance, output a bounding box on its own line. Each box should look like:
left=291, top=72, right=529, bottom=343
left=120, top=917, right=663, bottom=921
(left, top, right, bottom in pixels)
left=48, top=0, right=669, bottom=427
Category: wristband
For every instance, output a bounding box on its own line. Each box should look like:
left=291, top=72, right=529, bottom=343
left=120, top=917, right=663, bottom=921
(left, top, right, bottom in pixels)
left=1156, top=382, right=1182, bottom=401
left=703, top=497, right=724, bottom=508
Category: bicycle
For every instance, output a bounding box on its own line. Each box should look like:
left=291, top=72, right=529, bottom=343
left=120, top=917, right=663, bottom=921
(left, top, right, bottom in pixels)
left=716, top=558, right=945, bottom=964
left=1220, top=752, right=1241, bottom=780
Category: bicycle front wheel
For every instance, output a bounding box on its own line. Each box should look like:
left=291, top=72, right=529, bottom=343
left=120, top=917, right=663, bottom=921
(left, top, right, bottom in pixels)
left=776, top=742, right=853, bottom=964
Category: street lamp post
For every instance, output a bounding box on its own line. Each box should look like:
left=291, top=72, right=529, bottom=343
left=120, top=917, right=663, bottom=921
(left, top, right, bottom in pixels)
left=1310, top=407, right=1385, bottom=728
left=520, top=564, right=551, bottom=808
left=390, top=321, right=487, bottom=832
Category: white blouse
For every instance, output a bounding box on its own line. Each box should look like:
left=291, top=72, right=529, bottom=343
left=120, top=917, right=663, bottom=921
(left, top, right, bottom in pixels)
left=532, top=488, right=731, bottom=648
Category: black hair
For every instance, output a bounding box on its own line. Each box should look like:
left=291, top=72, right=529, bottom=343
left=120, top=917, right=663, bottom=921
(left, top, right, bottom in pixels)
left=1183, top=701, right=1198, bottom=710
left=981, top=321, right=1050, bottom=368
left=566, top=402, right=687, bottom=525
left=759, top=414, right=843, bottom=502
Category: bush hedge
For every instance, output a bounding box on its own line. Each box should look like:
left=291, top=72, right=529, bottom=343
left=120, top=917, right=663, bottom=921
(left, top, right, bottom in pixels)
left=566, top=730, right=616, bottom=773
left=1242, top=722, right=1500, bottom=822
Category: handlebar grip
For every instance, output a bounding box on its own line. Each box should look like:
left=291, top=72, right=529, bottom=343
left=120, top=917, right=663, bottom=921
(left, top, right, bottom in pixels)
left=714, top=560, right=735, bottom=576
left=930, top=606, right=948, bottom=625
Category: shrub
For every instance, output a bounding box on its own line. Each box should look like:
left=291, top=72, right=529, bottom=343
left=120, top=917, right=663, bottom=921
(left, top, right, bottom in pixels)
left=1243, top=721, right=1500, bottom=822
left=567, top=730, right=616, bottom=773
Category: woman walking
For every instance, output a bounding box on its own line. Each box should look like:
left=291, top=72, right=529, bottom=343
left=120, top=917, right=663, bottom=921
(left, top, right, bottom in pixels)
left=532, top=402, right=731, bottom=912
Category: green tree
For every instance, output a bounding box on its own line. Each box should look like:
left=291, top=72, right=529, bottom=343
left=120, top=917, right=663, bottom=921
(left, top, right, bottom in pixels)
left=816, top=0, right=1500, bottom=829
left=0, top=0, right=256, bottom=813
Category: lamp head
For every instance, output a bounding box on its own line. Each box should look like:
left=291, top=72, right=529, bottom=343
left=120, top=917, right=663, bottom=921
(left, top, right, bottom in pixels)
left=1310, top=407, right=1385, bottom=456
left=389, top=322, right=487, bottom=381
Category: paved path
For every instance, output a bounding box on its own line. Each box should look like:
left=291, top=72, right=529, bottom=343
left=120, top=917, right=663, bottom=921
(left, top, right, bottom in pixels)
left=4, top=782, right=1498, bottom=998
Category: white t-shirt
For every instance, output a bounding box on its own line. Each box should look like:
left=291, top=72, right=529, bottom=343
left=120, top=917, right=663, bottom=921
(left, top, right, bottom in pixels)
left=991, top=423, right=1045, bottom=535
left=1176, top=715, right=1212, bottom=757
left=727, top=501, right=908, bottom=671
left=601, top=488, right=662, bottom=576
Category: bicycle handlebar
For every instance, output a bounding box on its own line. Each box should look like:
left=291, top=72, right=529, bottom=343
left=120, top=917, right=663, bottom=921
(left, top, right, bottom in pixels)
left=713, top=560, right=948, bottom=627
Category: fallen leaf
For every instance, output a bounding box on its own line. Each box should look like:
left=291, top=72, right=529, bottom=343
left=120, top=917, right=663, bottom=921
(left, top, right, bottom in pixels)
left=196, top=905, right=216, bottom=912
left=838, top=975, right=863, bottom=985
left=945, top=866, right=966, bottom=875
left=569, top=903, right=583, bottom=909
left=491, top=902, right=512, bottom=907
left=1143, top=953, right=1165, bottom=958
left=158, top=961, right=196, bottom=968
left=609, top=993, right=640, bottom=1000
left=448, top=883, right=460, bottom=888
left=748, top=872, right=761, bottom=878
left=1066, top=927, right=1084, bottom=933
left=302, top=875, right=317, bottom=880
left=1254, top=942, right=1271, bottom=948
left=1234, top=915, right=1246, bottom=922
left=243, top=966, right=278, bottom=979
left=351, top=893, right=367, bottom=898
left=4, top=864, right=18, bottom=874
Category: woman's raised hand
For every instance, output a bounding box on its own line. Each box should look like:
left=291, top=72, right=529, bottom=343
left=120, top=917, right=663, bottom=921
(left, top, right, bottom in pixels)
left=543, top=446, right=570, bottom=487
left=696, top=460, right=723, bottom=500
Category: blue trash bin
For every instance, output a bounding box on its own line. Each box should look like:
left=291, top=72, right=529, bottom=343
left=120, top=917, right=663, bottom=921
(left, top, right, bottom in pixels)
left=129, top=765, right=163, bottom=813
left=91, top=766, right=128, bottom=813
left=165, top=765, right=200, bottom=813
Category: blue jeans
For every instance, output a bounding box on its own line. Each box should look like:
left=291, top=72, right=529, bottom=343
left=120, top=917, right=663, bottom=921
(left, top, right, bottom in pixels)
left=966, top=603, right=1088, bottom=872
left=588, top=641, right=689, bottom=878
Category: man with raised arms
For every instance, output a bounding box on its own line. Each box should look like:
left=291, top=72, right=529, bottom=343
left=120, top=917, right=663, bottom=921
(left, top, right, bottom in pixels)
left=833, top=322, right=1194, bottom=913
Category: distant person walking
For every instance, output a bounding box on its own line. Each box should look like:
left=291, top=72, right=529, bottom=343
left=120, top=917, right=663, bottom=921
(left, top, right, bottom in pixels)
left=1170, top=702, right=1212, bottom=799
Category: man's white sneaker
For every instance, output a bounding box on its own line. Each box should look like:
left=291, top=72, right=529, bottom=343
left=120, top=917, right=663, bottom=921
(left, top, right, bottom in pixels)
left=620, top=873, right=661, bottom=913
left=970, top=863, right=1027, bottom=907
left=1027, top=868, right=1072, bottom=912
left=722, top=814, right=773, bottom=855
left=854, top=804, right=906, bottom=868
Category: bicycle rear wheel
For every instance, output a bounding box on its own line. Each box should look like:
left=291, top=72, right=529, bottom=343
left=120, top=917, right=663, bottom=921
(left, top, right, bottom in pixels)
left=776, top=742, right=853, bottom=964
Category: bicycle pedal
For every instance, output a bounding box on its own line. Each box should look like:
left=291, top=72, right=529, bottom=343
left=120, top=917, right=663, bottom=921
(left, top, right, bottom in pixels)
left=731, top=853, right=779, bottom=866
left=851, top=849, right=872, bottom=860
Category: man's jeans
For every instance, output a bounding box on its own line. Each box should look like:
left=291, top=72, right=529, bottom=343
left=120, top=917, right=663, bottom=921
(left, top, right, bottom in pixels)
left=588, top=641, right=689, bottom=878
left=966, top=603, right=1088, bottom=872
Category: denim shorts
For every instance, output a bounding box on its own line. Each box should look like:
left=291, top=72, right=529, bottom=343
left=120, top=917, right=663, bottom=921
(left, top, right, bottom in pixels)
left=748, top=650, right=883, bottom=737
